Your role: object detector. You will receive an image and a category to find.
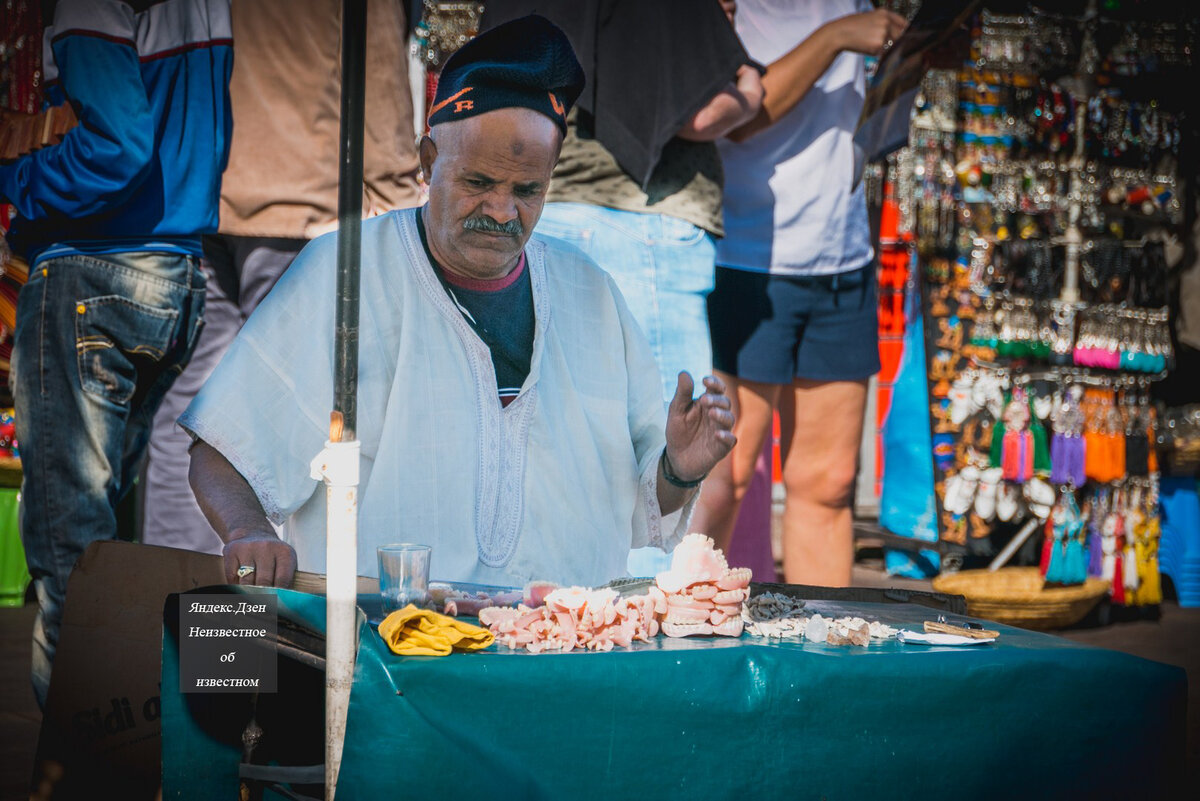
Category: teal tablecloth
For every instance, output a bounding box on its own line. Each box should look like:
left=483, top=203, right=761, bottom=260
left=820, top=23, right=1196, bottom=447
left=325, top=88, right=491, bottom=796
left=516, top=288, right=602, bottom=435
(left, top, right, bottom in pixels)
left=161, top=588, right=1186, bottom=800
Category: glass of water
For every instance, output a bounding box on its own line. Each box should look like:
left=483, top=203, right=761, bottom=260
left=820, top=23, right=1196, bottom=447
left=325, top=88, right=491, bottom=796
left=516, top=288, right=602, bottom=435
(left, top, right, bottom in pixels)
left=376, top=543, right=432, bottom=613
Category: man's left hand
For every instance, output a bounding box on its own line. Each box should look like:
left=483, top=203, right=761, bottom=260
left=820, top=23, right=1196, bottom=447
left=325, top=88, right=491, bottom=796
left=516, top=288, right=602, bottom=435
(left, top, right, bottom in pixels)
left=664, top=372, right=736, bottom=483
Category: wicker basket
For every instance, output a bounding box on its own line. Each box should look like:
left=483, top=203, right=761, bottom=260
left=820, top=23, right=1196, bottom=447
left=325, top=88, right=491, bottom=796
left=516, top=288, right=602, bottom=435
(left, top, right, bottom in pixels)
left=931, top=567, right=1110, bottom=631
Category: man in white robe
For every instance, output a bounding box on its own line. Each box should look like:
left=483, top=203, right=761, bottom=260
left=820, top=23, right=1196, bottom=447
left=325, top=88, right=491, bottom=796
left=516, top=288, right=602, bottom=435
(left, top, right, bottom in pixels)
left=183, top=15, right=736, bottom=589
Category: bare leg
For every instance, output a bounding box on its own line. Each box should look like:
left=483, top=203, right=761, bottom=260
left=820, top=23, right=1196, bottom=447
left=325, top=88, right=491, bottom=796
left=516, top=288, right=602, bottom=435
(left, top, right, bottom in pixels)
left=691, top=370, right=780, bottom=551
left=779, top=378, right=868, bottom=586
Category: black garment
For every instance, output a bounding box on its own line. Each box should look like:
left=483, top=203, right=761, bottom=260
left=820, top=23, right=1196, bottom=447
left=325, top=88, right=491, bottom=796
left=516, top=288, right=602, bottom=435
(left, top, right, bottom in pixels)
left=481, top=0, right=755, bottom=189
left=415, top=212, right=535, bottom=405
left=1125, top=432, right=1151, bottom=477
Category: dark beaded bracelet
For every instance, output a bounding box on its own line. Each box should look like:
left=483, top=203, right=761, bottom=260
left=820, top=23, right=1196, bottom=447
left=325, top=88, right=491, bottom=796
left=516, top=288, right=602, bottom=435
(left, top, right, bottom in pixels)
left=660, top=449, right=706, bottom=489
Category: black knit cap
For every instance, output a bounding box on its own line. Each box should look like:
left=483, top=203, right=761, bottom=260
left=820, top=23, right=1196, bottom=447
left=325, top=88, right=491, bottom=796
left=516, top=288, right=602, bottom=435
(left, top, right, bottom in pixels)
left=427, top=14, right=585, bottom=134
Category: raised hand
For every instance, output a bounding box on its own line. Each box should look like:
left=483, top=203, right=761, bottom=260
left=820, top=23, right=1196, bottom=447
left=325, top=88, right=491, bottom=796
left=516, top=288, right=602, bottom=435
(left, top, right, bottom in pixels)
left=664, top=372, right=737, bottom=484
left=826, top=7, right=908, bottom=57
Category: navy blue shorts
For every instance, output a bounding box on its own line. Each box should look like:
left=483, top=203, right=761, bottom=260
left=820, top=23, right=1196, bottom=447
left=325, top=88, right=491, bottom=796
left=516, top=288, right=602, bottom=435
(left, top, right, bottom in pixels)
left=708, top=265, right=881, bottom=383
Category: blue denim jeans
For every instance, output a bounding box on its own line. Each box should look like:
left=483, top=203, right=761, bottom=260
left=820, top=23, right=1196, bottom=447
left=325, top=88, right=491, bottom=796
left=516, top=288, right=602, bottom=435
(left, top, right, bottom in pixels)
left=142, top=236, right=304, bottom=555
left=535, top=203, right=716, bottom=402
left=11, top=252, right=205, bottom=707
left=535, top=203, right=716, bottom=577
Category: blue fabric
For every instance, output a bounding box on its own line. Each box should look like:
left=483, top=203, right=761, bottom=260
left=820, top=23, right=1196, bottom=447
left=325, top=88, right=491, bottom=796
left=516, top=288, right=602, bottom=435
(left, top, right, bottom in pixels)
left=535, top=202, right=715, bottom=577
left=13, top=252, right=206, bottom=706
left=535, top=202, right=716, bottom=401
left=708, top=264, right=881, bottom=382
left=880, top=301, right=940, bottom=578
left=1159, top=476, right=1200, bottom=607
left=0, top=10, right=232, bottom=264
left=161, top=589, right=1188, bottom=800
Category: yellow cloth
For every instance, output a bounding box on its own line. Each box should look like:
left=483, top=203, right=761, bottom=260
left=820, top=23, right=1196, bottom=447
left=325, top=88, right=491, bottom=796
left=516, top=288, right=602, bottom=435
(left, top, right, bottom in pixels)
left=377, top=604, right=495, bottom=656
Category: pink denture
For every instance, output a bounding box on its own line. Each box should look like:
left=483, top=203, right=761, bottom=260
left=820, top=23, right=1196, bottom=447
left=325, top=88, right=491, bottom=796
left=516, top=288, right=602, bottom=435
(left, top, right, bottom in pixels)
left=716, top=568, right=752, bottom=591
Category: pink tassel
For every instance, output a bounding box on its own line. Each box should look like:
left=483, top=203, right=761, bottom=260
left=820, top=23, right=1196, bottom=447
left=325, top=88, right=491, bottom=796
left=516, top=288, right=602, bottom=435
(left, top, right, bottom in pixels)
left=1002, top=430, right=1021, bottom=481
left=1021, top=431, right=1034, bottom=483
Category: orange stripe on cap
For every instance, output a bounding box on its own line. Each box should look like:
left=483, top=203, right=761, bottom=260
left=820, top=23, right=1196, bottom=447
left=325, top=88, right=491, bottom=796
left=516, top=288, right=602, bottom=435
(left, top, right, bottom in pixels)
left=548, top=91, right=565, bottom=116
left=428, top=86, right=474, bottom=120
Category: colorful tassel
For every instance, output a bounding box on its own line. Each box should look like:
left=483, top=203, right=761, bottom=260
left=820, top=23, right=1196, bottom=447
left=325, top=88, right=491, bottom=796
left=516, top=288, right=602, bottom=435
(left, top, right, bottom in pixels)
left=1063, top=534, right=1086, bottom=585
left=1086, top=519, right=1104, bottom=577
left=1040, top=519, right=1054, bottom=577
left=1111, top=549, right=1126, bottom=605
left=1001, top=429, right=1021, bottom=481
left=1031, top=415, right=1051, bottom=474
left=1123, top=539, right=1139, bottom=594
left=1045, top=523, right=1065, bottom=583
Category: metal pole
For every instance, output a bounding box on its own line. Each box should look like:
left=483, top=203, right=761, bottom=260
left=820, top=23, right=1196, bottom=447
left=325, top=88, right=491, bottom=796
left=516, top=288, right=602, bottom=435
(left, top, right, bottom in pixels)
left=335, top=0, right=367, bottom=442
left=323, top=1, right=366, bottom=799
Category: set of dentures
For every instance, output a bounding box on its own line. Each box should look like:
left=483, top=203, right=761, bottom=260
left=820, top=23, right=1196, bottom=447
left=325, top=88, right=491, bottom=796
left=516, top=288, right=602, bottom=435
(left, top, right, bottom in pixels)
left=654, top=533, right=751, bottom=638
left=479, top=586, right=661, bottom=653
left=477, top=534, right=752, bottom=652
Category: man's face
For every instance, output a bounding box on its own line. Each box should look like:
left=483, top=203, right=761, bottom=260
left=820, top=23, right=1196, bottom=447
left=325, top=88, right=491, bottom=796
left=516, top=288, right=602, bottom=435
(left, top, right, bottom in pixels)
left=420, top=107, right=561, bottom=280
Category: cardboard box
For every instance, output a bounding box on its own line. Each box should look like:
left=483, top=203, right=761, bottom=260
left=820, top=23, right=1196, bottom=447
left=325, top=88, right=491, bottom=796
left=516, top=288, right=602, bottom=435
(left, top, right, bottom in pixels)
left=32, top=541, right=225, bottom=799
left=29, top=539, right=376, bottom=799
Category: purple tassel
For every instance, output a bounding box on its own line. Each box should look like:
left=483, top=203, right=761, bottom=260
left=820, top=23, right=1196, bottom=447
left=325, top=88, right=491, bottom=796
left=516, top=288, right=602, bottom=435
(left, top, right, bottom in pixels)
left=1051, top=433, right=1069, bottom=485
left=1086, top=521, right=1104, bottom=577
left=1067, top=435, right=1086, bottom=487
left=1050, top=434, right=1087, bottom=487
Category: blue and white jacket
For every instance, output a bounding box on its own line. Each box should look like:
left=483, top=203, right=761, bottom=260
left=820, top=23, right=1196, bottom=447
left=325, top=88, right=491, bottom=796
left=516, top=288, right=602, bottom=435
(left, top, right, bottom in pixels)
left=0, top=0, right=233, bottom=266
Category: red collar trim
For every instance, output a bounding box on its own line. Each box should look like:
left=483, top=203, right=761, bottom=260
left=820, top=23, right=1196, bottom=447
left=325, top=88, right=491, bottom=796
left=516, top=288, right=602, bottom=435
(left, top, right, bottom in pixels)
left=439, top=252, right=526, bottom=292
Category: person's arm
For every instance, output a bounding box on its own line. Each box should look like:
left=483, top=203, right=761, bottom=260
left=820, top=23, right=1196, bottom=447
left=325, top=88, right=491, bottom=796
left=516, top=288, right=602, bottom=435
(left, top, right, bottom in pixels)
left=0, top=0, right=154, bottom=215
left=657, top=373, right=736, bottom=514
left=189, top=440, right=298, bottom=588
left=726, top=7, right=907, bottom=143
left=675, top=64, right=765, bottom=142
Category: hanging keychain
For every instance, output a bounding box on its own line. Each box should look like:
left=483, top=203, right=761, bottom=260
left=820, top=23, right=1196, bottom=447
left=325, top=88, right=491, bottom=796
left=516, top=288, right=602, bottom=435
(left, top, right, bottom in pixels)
left=1086, top=491, right=1106, bottom=578
left=1040, top=513, right=1056, bottom=578
left=1083, top=389, right=1109, bottom=482
left=1137, top=479, right=1163, bottom=605
left=1041, top=489, right=1070, bottom=582
left=1061, top=487, right=1087, bottom=585
left=1050, top=384, right=1086, bottom=486
left=1125, top=388, right=1151, bottom=477
left=1122, top=484, right=1141, bottom=601
left=1104, top=394, right=1127, bottom=484
left=998, top=387, right=1035, bottom=483
left=1109, top=489, right=1127, bottom=606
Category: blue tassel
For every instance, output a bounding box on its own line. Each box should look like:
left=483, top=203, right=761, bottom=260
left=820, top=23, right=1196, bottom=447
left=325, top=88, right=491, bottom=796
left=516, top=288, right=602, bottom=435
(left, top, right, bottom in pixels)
left=1064, top=532, right=1086, bottom=585
left=1045, top=524, right=1066, bottom=583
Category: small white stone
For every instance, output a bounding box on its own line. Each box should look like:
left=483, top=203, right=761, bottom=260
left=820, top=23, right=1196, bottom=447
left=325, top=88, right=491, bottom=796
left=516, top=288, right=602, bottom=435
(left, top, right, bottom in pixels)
left=806, top=614, right=829, bottom=643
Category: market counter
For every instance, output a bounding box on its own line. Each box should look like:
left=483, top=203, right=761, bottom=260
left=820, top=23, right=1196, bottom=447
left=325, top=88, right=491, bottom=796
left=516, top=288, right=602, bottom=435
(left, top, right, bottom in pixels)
left=161, top=588, right=1186, bottom=800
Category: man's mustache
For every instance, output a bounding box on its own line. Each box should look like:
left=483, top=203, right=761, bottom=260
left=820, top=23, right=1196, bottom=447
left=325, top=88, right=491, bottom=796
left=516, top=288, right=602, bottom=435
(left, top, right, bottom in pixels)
left=464, top=215, right=523, bottom=236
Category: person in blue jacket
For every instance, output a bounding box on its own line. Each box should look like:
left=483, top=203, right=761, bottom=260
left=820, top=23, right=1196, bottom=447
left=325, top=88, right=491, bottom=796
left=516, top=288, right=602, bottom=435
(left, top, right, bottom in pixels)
left=0, top=0, right=233, bottom=708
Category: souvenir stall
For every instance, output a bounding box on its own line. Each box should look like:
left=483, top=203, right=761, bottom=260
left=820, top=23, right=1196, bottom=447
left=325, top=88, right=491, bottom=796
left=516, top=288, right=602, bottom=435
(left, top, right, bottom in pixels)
left=876, top=1, right=1193, bottom=615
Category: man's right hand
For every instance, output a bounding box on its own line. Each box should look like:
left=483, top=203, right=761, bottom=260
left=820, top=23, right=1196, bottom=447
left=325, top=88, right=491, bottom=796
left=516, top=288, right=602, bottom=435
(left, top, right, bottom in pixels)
left=221, top=529, right=297, bottom=588
left=825, top=8, right=908, bottom=57
left=190, top=440, right=299, bottom=588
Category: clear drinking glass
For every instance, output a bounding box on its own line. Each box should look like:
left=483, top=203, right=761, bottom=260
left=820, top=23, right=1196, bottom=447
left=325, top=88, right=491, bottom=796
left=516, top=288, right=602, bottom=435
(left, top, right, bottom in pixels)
left=377, top=544, right=432, bottom=613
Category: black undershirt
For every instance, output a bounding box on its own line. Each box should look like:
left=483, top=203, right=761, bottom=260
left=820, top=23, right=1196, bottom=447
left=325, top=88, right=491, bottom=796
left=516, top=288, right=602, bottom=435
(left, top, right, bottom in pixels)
left=416, top=212, right=535, bottom=407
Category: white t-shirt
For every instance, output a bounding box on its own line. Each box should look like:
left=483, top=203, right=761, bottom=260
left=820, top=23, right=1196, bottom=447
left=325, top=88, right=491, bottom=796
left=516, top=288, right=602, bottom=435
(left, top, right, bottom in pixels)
left=716, top=0, right=874, bottom=276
